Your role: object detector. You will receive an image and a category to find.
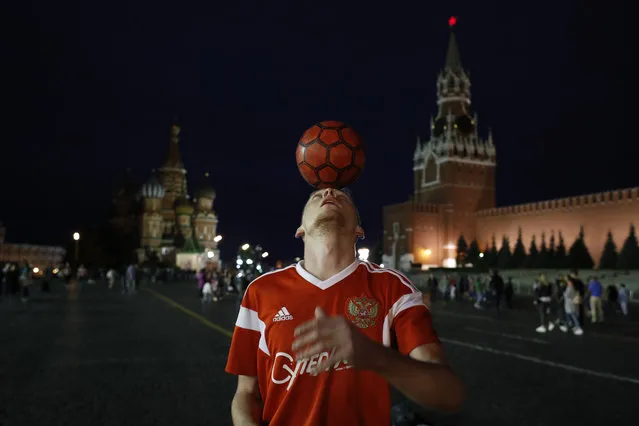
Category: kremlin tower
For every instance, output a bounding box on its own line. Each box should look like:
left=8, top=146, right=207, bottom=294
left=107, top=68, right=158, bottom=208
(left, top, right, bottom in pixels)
left=384, top=17, right=638, bottom=271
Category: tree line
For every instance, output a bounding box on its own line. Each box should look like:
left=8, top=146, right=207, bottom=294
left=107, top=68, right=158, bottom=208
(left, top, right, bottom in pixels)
left=457, top=224, right=639, bottom=270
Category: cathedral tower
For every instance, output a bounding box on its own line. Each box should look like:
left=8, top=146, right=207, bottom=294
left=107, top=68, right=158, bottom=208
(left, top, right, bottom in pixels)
left=175, top=197, right=199, bottom=252
left=159, top=124, right=188, bottom=213
left=193, top=172, right=220, bottom=256
left=139, top=173, right=165, bottom=250
left=412, top=18, right=496, bottom=242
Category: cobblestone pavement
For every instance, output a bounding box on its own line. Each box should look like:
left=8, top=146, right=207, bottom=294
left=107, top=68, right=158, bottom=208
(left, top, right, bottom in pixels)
left=1, top=281, right=637, bottom=426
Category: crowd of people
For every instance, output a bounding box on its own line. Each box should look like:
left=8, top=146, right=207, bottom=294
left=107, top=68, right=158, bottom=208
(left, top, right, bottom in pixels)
left=421, top=268, right=631, bottom=336
left=532, top=272, right=630, bottom=335
left=424, top=269, right=514, bottom=310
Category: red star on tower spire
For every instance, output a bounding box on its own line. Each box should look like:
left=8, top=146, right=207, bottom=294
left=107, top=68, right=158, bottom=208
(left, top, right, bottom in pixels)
left=448, top=16, right=457, bottom=28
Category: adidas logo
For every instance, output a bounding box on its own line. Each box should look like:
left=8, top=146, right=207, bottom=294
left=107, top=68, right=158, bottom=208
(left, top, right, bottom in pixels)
left=273, top=307, right=293, bottom=322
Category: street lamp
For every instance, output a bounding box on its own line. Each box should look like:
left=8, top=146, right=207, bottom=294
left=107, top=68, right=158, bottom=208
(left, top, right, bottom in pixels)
left=207, top=251, right=215, bottom=259
left=72, top=232, right=80, bottom=263
left=214, top=235, right=223, bottom=243
left=241, top=243, right=250, bottom=251
left=262, top=252, right=269, bottom=258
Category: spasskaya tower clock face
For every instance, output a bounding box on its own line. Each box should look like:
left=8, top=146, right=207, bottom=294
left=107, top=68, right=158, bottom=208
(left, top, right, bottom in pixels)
left=455, top=115, right=474, bottom=135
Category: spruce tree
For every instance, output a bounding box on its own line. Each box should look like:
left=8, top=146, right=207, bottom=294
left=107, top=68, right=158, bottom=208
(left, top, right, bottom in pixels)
left=456, top=235, right=469, bottom=265
left=467, top=239, right=480, bottom=266
left=485, top=235, right=498, bottom=268
left=599, top=231, right=618, bottom=269
left=537, top=233, right=550, bottom=268
left=511, top=228, right=527, bottom=268
left=555, top=232, right=568, bottom=269
left=497, top=236, right=512, bottom=269
left=567, top=226, right=594, bottom=270
left=617, top=224, right=639, bottom=270
left=548, top=232, right=557, bottom=268
left=525, top=235, right=539, bottom=268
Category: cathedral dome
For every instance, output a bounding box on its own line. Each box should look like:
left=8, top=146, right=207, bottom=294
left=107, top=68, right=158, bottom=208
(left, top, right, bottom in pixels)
left=140, top=174, right=166, bottom=199
left=175, top=197, right=194, bottom=216
left=195, top=172, right=216, bottom=200
left=196, top=186, right=216, bottom=200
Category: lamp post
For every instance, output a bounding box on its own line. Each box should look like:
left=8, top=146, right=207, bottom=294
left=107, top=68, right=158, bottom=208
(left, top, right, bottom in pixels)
left=73, top=232, right=80, bottom=263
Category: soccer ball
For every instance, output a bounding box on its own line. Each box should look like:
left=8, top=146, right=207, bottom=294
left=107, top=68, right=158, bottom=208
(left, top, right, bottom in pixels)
left=296, top=121, right=365, bottom=189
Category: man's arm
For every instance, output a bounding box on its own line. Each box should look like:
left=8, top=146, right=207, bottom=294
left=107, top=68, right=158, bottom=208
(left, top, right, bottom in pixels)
left=369, top=342, right=464, bottom=413
left=293, top=307, right=464, bottom=413
left=231, top=375, right=262, bottom=426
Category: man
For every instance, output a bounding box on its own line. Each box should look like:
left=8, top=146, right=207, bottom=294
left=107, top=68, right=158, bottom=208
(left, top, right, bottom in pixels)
left=587, top=276, right=604, bottom=323
left=568, top=271, right=585, bottom=326
left=489, top=269, right=504, bottom=312
left=225, top=188, right=464, bottom=426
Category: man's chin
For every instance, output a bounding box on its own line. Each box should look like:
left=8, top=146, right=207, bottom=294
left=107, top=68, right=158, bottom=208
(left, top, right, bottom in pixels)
left=315, top=210, right=341, bottom=223
left=309, top=212, right=345, bottom=233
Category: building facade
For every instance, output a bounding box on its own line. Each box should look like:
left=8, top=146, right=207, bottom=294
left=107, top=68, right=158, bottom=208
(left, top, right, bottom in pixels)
left=0, top=222, right=66, bottom=267
left=382, top=28, right=638, bottom=270
left=111, top=124, right=220, bottom=268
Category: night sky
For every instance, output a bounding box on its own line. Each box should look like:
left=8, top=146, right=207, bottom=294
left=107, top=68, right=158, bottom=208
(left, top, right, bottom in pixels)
left=1, top=0, right=633, bottom=262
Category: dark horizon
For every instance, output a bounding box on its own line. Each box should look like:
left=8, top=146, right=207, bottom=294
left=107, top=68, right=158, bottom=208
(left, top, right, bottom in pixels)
left=1, top=0, right=632, bottom=262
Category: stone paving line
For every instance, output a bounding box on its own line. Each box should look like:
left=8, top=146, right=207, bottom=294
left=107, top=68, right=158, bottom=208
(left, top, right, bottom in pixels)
left=143, top=286, right=639, bottom=388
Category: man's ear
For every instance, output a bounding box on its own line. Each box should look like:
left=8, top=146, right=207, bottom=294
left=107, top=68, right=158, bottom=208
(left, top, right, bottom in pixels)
left=295, top=226, right=305, bottom=239
left=355, top=225, right=365, bottom=240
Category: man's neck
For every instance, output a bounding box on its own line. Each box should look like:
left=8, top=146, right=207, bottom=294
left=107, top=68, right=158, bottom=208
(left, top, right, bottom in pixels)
left=302, top=235, right=356, bottom=281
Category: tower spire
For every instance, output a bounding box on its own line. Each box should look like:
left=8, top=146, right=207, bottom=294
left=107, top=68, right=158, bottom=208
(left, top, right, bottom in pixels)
left=445, top=17, right=463, bottom=71
left=163, top=123, right=184, bottom=168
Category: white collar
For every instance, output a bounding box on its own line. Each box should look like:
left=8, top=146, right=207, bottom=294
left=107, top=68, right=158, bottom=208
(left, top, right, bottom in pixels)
left=295, top=259, right=360, bottom=290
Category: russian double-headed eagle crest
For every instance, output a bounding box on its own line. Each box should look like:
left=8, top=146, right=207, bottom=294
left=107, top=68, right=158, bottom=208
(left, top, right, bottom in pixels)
left=346, top=294, right=380, bottom=329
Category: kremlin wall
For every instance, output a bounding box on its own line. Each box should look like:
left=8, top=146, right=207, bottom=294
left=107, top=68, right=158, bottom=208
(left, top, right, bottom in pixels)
left=475, top=188, right=639, bottom=266
left=0, top=222, right=66, bottom=268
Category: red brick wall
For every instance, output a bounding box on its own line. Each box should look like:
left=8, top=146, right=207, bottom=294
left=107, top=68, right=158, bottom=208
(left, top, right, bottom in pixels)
left=411, top=206, right=444, bottom=265
left=475, top=188, right=639, bottom=265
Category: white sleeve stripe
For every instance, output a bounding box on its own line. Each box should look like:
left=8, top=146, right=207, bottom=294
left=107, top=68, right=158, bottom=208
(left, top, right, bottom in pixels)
left=234, top=307, right=270, bottom=356
left=379, top=265, right=419, bottom=292
left=363, top=262, right=417, bottom=292
left=382, top=292, right=427, bottom=347
left=236, top=307, right=261, bottom=331
left=391, top=292, right=426, bottom=319
left=361, top=262, right=418, bottom=293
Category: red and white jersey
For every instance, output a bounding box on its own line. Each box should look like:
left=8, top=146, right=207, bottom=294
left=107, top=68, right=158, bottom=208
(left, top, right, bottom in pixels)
left=225, top=260, right=439, bottom=426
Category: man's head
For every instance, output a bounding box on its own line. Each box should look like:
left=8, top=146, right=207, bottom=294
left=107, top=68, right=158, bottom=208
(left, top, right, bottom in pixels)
left=295, top=188, right=364, bottom=242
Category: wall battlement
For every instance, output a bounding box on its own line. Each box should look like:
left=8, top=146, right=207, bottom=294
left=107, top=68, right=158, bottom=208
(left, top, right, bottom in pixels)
left=475, top=187, right=639, bottom=217
left=411, top=201, right=443, bottom=214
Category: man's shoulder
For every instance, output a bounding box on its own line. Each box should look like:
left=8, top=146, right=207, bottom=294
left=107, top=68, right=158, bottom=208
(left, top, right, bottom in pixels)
left=245, top=265, right=298, bottom=294
left=359, top=262, right=420, bottom=294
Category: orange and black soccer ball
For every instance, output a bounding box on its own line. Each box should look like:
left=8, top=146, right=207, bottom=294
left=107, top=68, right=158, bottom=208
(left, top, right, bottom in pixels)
left=296, top=121, right=365, bottom=189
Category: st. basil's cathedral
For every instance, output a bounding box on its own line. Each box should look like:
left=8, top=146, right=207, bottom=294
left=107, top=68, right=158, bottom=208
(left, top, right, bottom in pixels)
left=111, top=124, right=219, bottom=269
